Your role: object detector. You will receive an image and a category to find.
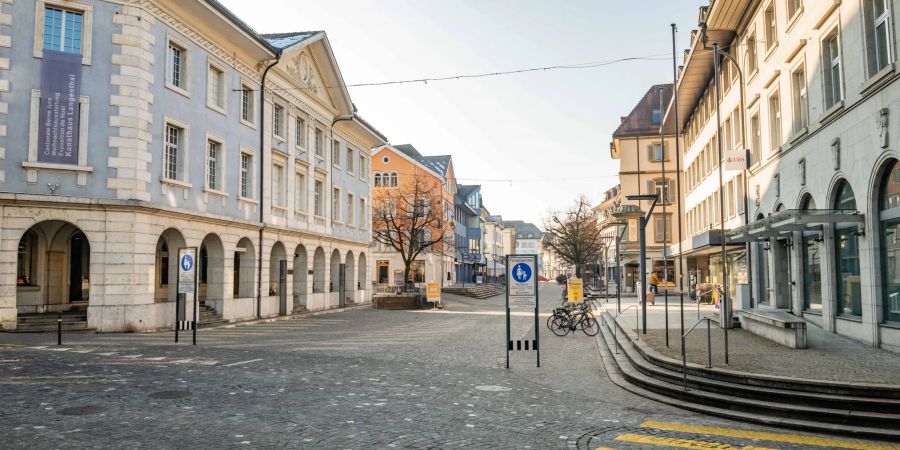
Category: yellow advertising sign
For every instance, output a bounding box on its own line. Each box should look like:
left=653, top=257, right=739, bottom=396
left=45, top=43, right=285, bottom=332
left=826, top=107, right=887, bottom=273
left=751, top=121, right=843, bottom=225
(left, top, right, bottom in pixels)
left=426, top=282, right=441, bottom=302
left=567, top=278, right=584, bottom=303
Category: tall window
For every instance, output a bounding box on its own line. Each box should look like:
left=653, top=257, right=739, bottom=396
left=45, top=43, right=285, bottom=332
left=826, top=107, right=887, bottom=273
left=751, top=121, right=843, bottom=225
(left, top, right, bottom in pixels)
left=167, top=42, right=187, bottom=90
left=768, top=92, right=782, bottom=152
left=206, top=140, right=221, bottom=190
left=295, top=117, right=306, bottom=148
left=881, top=161, right=900, bottom=322
left=864, top=0, right=893, bottom=76
left=823, top=31, right=843, bottom=108
left=314, top=180, right=324, bottom=216
left=724, top=117, right=733, bottom=149
left=207, top=65, right=225, bottom=110
left=373, top=173, right=382, bottom=188
left=164, top=124, right=182, bottom=181
left=273, top=104, right=284, bottom=139
left=649, top=143, right=665, bottom=162
left=800, top=195, right=821, bottom=312
left=750, top=112, right=761, bottom=164
left=295, top=171, right=307, bottom=213
left=360, top=155, right=367, bottom=180
left=240, top=153, right=252, bottom=198
left=347, top=193, right=355, bottom=225
left=333, top=187, right=341, bottom=221
left=332, top=139, right=341, bottom=168
left=389, top=172, right=398, bottom=187
left=314, top=129, right=324, bottom=157
left=653, top=215, right=671, bottom=243
left=17, top=230, right=37, bottom=286
left=747, top=32, right=758, bottom=74
left=834, top=180, right=861, bottom=316
left=272, top=163, right=285, bottom=207
left=43, top=7, right=83, bottom=54
left=241, top=83, right=254, bottom=124
left=359, top=198, right=367, bottom=228
left=650, top=179, right=672, bottom=203
left=347, top=147, right=355, bottom=174
left=764, top=3, right=777, bottom=50
left=791, top=64, right=808, bottom=133
left=787, top=0, right=802, bottom=20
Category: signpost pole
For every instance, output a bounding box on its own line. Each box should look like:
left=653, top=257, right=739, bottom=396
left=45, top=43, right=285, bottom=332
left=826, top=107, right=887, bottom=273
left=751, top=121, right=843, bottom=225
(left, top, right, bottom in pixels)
left=175, top=293, right=180, bottom=343
left=192, top=259, right=198, bottom=346
left=534, top=254, right=540, bottom=368
left=505, top=255, right=510, bottom=369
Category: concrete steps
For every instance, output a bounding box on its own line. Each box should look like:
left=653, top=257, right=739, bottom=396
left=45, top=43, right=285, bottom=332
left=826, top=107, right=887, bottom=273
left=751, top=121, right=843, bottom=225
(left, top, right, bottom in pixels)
left=13, top=311, right=94, bottom=333
left=442, top=284, right=505, bottom=299
left=197, top=302, right=227, bottom=329
left=597, top=311, right=900, bottom=440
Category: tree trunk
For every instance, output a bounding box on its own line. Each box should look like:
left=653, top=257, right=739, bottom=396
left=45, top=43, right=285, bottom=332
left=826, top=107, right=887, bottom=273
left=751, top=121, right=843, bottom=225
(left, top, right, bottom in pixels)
left=403, top=264, right=413, bottom=291
left=575, top=265, right=582, bottom=278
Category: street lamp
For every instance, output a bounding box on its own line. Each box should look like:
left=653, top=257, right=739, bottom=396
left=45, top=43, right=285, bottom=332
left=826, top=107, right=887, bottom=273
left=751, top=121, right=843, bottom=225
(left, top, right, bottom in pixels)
left=602, top=221, right=628, bottom=313
left=623, top=194, right=659, bottom=334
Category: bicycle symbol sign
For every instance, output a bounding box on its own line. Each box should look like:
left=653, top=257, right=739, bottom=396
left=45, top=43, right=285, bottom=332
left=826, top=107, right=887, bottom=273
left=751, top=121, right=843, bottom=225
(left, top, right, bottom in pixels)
left=180, top=254, right=193, bottom=272
left=511, top=263, right=532, bottom=283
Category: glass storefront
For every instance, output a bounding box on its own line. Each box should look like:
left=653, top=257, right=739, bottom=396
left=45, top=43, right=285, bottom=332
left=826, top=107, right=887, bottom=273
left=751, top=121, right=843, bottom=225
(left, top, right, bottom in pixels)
left=800, top=195, right=821, bottom=312
left=881, top=160, right=900, bottom=323
left=834, top=180, right=861, bottom=316
left=709, top=250, right=747, bottom=300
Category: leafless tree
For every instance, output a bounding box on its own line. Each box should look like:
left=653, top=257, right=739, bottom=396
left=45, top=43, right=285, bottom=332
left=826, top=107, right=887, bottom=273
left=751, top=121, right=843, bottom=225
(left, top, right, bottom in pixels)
left=544, top=195, right=604, bottom=277
left=372, top=173, right=451, bottom=287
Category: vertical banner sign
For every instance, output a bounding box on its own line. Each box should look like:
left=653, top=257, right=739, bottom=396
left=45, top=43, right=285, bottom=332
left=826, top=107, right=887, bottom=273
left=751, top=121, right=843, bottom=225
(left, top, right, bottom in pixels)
left=38, top=50, right=82, bottom=165
left=505, top=254, right=540, bottom=369
left=724, top=148, right=747, bottom=171
left=567, top=278, right=584, bottom=303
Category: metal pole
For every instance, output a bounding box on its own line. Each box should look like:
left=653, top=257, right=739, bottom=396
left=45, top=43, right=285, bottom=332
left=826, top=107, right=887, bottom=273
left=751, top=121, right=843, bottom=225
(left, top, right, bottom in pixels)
left=505, top=255, right=510, bottom=369
left=616, top=233, right=622, bottom=313
left=659, top=88, right=670, bottom=348
left=535, top=254, right=540, bottom=368
left=57, top=311, right=62, bottom=346
left=639, top=216, right=648, bottom=334
left=671, top=23, right=686, bottom=342
left=706, top=318, right=712, bottom=368
left=175, top=294, right=180, bottom=343
left=713, top=43, right=731, bottom=364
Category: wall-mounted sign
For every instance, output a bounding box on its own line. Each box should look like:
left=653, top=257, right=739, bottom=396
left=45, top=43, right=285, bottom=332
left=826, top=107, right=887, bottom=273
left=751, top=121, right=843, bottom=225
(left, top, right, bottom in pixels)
left=38, top=50, right=82, bottom=165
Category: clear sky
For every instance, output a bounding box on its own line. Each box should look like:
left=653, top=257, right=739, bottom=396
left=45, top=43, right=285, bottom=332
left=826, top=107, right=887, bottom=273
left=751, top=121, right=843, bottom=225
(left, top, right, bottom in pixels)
left=220, top=0, right=703, bottom=227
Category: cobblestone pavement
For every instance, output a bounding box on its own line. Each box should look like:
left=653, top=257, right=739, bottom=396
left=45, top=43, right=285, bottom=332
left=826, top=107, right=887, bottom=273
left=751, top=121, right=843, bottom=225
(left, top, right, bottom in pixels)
left=1, top=284, right=895, bottom=449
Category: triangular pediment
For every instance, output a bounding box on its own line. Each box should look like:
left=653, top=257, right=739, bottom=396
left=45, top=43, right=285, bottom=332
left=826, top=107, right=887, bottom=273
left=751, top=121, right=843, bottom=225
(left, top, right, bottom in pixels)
left=270, top=32, right=353, bottom=115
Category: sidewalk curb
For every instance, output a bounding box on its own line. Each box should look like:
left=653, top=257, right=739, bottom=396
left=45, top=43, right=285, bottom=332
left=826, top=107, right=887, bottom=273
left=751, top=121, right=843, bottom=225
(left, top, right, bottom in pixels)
left=201, top=303, right=374, bottom=330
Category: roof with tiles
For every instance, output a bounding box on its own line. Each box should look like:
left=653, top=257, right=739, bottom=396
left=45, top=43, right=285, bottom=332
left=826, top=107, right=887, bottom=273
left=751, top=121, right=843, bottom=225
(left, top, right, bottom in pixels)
left=612, top=84, right=673, bottom=137
left=394, top=144, right=452, bottom=177
left=261, top=31, right=322, bottom=49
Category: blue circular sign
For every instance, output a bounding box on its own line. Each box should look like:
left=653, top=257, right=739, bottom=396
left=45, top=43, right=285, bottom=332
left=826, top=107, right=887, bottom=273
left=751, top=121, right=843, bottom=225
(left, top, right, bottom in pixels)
left=511, top=263, right=532, bottom=283
left=180, top=254, right=194, bottom=272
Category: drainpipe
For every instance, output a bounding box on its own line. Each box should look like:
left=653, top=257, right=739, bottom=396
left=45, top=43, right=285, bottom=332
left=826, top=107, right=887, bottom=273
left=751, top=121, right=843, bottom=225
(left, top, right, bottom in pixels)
left=257, top=53, right=281, bottom=320
left=327, top=115, right=354, bottom=299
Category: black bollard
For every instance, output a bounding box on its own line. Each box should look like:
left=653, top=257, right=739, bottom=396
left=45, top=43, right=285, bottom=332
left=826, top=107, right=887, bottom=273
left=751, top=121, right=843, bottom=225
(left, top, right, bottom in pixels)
left=57, top=311, right=62, bottom=345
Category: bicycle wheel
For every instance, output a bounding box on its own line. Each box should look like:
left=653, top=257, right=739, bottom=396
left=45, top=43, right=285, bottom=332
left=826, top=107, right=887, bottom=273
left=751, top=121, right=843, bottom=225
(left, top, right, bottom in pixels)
left=580, top=316, right=600, bottom=336
left=550, top=316, right=570, bottom=336
left=546, top=315, right=558, bottom=332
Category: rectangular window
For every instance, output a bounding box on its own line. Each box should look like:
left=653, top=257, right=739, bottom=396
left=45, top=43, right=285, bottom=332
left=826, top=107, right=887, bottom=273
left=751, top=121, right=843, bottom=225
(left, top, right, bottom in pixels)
left=750, top=113, right=761, bottom=164
left=272, top=163, right=285, bottom=207
left=43, top=7, right=83, bottom=54
left=206, top=139, right=221, bottom=190
left=241, top=83, right=254, bottom=124
left=764, top=4, right=777, bottom=50
left=314, top=129, right=324, bottom=157
left=273, top=104, right=284, bottom=139
left=864, top=0, right=893, bottom=76
left=732, top=107, right=742, bottom=146
left=724, top=117, right=733, bottom=150
left=736, top=173, right=746, bottom=214
left=787, top=0, right=802, bottom=20
left=295, top=117, right=306, bottom=148
left=727, top=179, right=735, bottom=217
left=791, top=65, right=808, bottom=133
left=295, top=171, right=307, bottom=213
left=649, top=143, right=665, bottom=162
left=240, top=153, right=252, bottom=198
left=747, top=33, right=758, bottom=74
left=332, top=139, right=341, bottom=168
left=823, top=31, right=843, bottom=108
left=768, top=92, right=782, bottom=152
left=314, top=180, right=324, bottom=216
left=332, top=187, right=341, bottom=221
left=207, top=64, right=225, bottom=110
left=167, top=42, right=186, bottom=89
left=347, top=147, right=355, bottom=174
left=164, top=124, right=182, bottom=181
left=347, top=193, right=354, bottom=225
left=360, top=198, right=366, bottom=228
left=651, top=108, right=661, bottom=124
left=359, top=155, right=367, bottom=179
left=654, top=215, right=671, bottom=243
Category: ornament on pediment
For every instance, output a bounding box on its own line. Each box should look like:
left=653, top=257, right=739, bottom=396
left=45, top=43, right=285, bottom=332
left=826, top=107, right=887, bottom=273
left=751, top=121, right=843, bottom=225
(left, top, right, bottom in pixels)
left=286, top=53, right=320, bottom=96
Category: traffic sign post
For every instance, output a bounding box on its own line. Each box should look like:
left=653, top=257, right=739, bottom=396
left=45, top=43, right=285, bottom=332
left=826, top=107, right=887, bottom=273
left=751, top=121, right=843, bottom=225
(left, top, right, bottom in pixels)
left=177, top=247, right=198, bottom=345
left=505, top=254, right=540, bottom=368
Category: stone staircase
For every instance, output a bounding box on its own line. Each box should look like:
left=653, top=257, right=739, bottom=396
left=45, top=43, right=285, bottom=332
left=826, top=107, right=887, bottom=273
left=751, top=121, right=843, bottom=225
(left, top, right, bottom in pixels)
left=14, top=309, right=93, bottom=333
left=197, top=301, right=228, bottom=329
left=442, top=284, right=506, bottom=299
left=597, top=310, right=900, bottom=440
left=292, top=303, right=308, bottom=315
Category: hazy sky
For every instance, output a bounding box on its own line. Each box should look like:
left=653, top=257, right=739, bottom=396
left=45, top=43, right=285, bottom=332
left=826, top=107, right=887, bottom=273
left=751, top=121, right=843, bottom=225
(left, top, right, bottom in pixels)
left=221, top=0, right=702, bottom=227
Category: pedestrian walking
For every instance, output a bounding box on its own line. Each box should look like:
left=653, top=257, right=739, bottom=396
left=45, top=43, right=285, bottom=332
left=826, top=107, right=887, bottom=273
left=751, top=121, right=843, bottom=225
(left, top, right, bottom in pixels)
left=647, top=271, right=659, bottom=306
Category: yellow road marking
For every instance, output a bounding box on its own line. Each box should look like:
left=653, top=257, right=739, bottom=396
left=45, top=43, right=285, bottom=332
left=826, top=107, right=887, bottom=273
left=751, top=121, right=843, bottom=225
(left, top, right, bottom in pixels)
left=641, top=421, right=900, bottom=449
left=613, top=433, right=774, bottom=449
left=0, top=344, right=26, bottom=348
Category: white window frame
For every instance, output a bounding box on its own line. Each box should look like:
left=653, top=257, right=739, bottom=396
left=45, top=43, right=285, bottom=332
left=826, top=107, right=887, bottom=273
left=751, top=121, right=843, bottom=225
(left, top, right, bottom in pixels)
left=764, top=2, right=778, bottom=52
left=359, top=154, right=368, bottom=180
left=768, top=90, right=782, bottom=154
left=239, top=148, right=255, bottom=201
left=272, top=159, right=287, bottom=208
left=332, top=138, right=341, bottom=169
left=865, top=0, right=894, bottom=77
left=273, top=102, right=285, bottom=141
left=790, top=60, right=808, bottom=134
left=786, top=0, right=803, bottom=25
left=360, top=197, right=367, bottom=229
left=822, top=27, right=844, bottom=110
left=332, top=187, right=342, bottom=223
left=346, top=147, right=355, bottom=175
left=206, top=59, right=227, bottom=115
left=295, top=116, right=307, bottom=150
left=294, top=164, right=308, bottom=215
left=314, top=128, right=324, bottom=158
left=240, top=80, right=256, bottom=129
left=165, top=34, right=190, bottom=97
left=347, top=192, right=355, bottom=226
left=33, top=0, right=93, bottom=65
left=161, top=116, right=190, bottom=187
left=204, top=133, right=227, bottom=195
left=314, top=178, right=325, bottom=217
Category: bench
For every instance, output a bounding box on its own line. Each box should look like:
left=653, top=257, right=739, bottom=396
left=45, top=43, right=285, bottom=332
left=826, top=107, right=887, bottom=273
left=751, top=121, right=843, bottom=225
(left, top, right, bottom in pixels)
left=737, top=308, right=807, bottom=349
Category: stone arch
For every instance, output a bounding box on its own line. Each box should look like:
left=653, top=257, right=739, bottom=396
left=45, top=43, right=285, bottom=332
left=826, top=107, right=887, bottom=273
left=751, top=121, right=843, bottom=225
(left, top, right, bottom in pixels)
left=330, top=249, right=341, bottom=293
left=199, top=233, right=225, bottom=304
left=358, top=252, right=368, bottom=289
left=293, top=244, right=308, bottom=308
left=269, top=241, right=287, bottom=296
left=312, top=246, right=326, bottom=293
left=872, top=157, right=900, bottom=323
left=796, top=190, right=815, bottom=210
left=15, top=220, right=91, bottom=313
left=155, top=228, right=186, bottom=303
left=345, top=250, right=356, bottom=300
left=234, top=237, right=256, bottom=299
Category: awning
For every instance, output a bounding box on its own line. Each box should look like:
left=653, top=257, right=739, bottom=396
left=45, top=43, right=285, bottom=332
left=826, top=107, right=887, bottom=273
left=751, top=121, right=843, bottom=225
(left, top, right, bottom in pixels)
left=727, top=209, right=864, bottom=242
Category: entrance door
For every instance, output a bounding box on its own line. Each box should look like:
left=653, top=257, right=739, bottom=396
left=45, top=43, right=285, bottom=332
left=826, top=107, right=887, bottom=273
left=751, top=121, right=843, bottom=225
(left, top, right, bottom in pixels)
left=278, top=260, right=288, bottom=315
left=377, top=261, right=389, bottom=284
left=68, top=232, right=90, bottom=302
left=773, top=238, right=792, bottom=309
left=338, top=263, right=346, bottom=307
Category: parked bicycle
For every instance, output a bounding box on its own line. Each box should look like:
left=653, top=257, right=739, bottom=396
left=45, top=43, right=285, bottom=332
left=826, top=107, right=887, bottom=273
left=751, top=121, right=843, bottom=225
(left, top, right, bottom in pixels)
left=547, top=302, right=599, bottom=336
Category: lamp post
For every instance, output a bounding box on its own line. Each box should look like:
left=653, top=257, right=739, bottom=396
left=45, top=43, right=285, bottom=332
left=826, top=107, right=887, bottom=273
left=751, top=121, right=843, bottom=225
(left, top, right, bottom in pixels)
left=602, top=221, right=628, bottom=313
left=625, top=194, right=659, bottom=334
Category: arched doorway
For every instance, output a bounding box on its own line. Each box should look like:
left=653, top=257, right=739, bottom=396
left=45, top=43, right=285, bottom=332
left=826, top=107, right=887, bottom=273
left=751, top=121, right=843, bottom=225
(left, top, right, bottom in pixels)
left=358, top=252, right=368, bottom=300
left=344, top=250, right=355, bottom=304
left=234, top=237, right=256, bottom=299
left=833, top=180, right=861, bottom=317
left=330, top=249, right=341, bottom=305
left=293, top=245, right=308, bottom=311
left=771, top=204, right=792, bottom=309
left=880, top=160, right=900, bottom=323
left=155, top=228, right=186, bottom=303
left=199, top=233, right=225, bottom=311
left=16, top=221, right=91, bottom=316
left=269, top=241, right=287, bottom=315
left=799, top=194, right=822, bottom=313
left=754, top=213, right=770, bottom=305
left=312, top=247, right=325, bottom=293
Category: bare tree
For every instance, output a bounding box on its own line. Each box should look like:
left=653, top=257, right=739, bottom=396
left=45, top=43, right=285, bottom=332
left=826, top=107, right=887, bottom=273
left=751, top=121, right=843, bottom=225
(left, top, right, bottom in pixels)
left=544, top=195, right=604, bottom=277
left=372, top=173, right=451, bottom=287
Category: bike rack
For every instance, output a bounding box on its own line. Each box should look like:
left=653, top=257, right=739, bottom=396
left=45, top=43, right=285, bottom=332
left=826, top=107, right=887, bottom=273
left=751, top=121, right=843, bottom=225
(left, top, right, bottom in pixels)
left=681, top=317, right=713, bottom=390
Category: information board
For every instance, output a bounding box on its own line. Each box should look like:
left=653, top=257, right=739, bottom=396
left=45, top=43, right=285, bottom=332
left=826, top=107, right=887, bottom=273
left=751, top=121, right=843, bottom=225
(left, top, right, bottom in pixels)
left=177, top=247, right=197, bottom=294
left=508, top=255, right=536, bottom=309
